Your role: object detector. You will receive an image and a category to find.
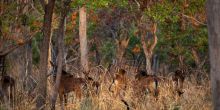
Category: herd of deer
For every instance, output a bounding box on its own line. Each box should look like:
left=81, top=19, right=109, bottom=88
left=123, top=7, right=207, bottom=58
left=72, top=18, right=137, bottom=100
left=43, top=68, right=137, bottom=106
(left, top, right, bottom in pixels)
left=0, top=63, right=186, bottom=110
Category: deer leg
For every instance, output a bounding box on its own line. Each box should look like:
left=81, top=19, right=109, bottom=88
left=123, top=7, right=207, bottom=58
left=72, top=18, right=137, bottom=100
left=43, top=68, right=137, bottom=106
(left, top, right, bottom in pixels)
left=64, top=93, right=67, bottom=106
left=13, top=85, right=15, bottom=109
left=95, top=84, right=99, bottom=95
left=115, top=86, right=120, bottom=98
left=8, top=86, right=11, bottom=106
left=173, top=78, right=178, bottom=93
left=109, top=80, right=114, bottom=93
left=9, top=86, right=13, bottom=108
left=76, top=88, right=82, bottom=101
left=178, top=79, right=184, bottom=96
left=59, top=93, right=64, bottom=110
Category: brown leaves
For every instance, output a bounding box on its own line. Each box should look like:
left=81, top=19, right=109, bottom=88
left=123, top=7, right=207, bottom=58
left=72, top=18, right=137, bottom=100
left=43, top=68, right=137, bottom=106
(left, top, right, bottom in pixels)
left=71, top=11, right=77, bottom=27
left=32, top=20, right=42, bottom=28
left=132, top=44, right=141, bottom=54
left=16, top=39, right=24, bottom=45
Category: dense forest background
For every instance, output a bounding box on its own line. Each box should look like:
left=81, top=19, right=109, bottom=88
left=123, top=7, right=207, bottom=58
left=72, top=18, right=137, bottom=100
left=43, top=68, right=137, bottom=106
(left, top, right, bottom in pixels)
left=0, top=0, right=208, bottom=69
left=0, top=0, right=212, bottom=110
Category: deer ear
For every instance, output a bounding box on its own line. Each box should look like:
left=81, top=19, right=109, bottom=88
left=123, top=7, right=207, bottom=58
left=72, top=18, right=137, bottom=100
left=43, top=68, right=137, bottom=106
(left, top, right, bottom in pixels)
left=125, top=37, right=130, bottom=46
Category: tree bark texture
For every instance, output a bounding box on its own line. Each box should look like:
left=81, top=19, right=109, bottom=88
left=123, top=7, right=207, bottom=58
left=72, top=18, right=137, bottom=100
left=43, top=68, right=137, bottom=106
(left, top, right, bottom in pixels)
left=51, top=0, right=71, bottom=109
left=206, top=0, right=220, bottom=109
left=140, top=23, right=157, bottom=75
left=79, top=6, right=89, bottom=72
left=36, top=0, right=55, bottom=109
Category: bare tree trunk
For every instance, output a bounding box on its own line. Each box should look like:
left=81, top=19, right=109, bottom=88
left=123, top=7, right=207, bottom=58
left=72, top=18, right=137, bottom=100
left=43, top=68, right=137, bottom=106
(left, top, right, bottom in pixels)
left=24, top=41, right=33, bottom=93
left=79, top=6, right=89, bottom=72
left=140, top=23, right=157, bottom=75
left=51, top=17, right=65, bottom=110
left=51, top=1, right=71, bottom=109
left=141, top=32, right=152, bottom=74
left=36, top=0, right=55, bottom=109
left=207, top=0, right=220, bottom=109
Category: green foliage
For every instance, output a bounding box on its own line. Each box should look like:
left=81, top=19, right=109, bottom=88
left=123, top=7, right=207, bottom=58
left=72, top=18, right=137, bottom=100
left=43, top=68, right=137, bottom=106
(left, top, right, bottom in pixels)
left=156, top=21, right=207, bottom=67
left=71, top=0, right=128, bottom=9
left=145, top=1, right=180, bottom=23
left=0, top=0, right=208, bottom=69
left=100, top=40, right=116, bottom=64
left=32, top=33, right=43, bottom=65
left=184, top=0, right=206, bottom=15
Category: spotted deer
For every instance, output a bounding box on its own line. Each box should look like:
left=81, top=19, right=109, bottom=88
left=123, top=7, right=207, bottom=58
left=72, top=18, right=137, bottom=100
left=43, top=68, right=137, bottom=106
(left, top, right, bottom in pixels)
left=172, top=69, right=186, bottom=96
left=50, top=61, right=87, bottom=108
left=109, top=69, right=128, bottom=97
left=134, top=70, right=160, bottom=99
left=109, top=68, right=130, bottom=110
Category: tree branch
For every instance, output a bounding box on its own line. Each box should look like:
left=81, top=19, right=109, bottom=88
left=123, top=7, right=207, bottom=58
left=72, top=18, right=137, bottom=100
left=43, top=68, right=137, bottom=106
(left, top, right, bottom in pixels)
left=148, top=23, right=158, bottom=55
left=0, top=31, right=37, bottom=56
left=134, top=0, right=141, bottom=10
left=181, top=13, right=207, bottom=26
left=141, top=31, right=148, bottom=56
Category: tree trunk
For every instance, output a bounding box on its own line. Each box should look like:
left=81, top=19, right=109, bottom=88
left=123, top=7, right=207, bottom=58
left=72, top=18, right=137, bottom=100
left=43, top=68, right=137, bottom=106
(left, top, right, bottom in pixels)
left=79, top=6, right=89, bottom=72
left=141, top=32, right=152, bottom=74
left=24, top=41, right=33, bottom=93
left=51, top=17, right=65, bottom=110
left=140, top=23, right=157, bottom=75
left=206, top=0, right=220, bottom=109
left=50, top=1, right=71, bottom=109
left=36, top=0, right=55, bottom=109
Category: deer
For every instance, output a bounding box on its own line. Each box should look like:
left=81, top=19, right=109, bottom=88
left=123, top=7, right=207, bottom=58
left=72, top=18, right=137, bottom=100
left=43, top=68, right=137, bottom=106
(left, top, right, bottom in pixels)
left=0, top=75, right=15, bottom=108
left=57, top=74, right=86, bottom=106
left=50, top=61, right=87, bottom=108
left=109, top=68, right=130, bottom=110
left=172, top=69, right=186, bottom=96
left=134, top=70, right=160, bottom=99
left=109, top=69, right=128, bottom=97
left=85, top=76, right=101, bottom=96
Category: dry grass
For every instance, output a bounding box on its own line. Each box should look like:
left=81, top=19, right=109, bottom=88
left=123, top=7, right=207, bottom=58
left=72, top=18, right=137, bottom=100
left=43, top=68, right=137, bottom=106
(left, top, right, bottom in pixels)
left=52, top=68, right=212, bottom=110
left=0, top=67, right=212, bottom=110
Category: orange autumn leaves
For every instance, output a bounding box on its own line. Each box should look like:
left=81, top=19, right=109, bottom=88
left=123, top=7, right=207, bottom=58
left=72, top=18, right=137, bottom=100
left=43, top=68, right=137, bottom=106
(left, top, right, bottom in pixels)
left=71, top=11, right=77, bottom=27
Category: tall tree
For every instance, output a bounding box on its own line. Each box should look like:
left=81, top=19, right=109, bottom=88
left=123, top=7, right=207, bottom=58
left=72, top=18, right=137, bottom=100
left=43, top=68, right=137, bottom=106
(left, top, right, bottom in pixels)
left=206, top=0, right=220, bottom=109
left=50, top=0, right=71, bottom=109
left=36, top=0, right=55, bottom=109
left=79, top=6, right=89, bottom=72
